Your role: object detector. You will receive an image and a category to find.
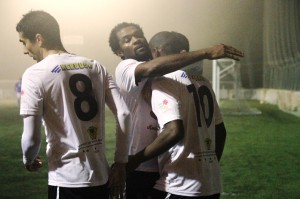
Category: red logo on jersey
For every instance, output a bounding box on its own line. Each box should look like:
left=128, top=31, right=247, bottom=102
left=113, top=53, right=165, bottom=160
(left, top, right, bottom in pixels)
left=158, top=98, right=171, bottom=112
left=21, top=90, right=25, bottom=96
left=162, top=99, right=168, bottom=105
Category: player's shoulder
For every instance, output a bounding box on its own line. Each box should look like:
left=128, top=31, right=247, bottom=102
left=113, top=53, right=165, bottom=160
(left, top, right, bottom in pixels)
left=64, top=54, right=108, bottom=73
left=23, top=61, right=43, bottom=76
left=185, top=72, right=210, bottom=83
left=65, top=54, right=100, bottom=66
left=119, top=58, right=139, bottom=65
left=115, top=59, right=143, bottom=80
left=163, top=70, right=192, bottom=86
left=163, top=70, right=186, bottom=81
left=116, top=59, right=141, bottom=70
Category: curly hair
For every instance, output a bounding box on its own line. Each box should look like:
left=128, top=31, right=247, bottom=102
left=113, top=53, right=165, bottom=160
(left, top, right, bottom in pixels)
left=108, top=22, right=144, bottom=55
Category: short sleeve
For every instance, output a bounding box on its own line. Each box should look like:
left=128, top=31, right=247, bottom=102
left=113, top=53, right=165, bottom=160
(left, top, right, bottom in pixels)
left=115, top=59, right=144, bottom=93
left=20, top=69, right=43, bottom=116
left=151, top=78, right=182, bottom=129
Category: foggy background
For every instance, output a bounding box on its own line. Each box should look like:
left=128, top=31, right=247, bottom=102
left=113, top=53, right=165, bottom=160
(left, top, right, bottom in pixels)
left=0, top=0, right=264, bottom=90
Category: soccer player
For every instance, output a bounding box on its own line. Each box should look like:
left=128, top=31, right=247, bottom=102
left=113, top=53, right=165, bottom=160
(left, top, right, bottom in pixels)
left=109, top=22, right=242, bottom=198
left=130, top=31, right=227, bottom=199
left=17, top=10, right=130, bottom=199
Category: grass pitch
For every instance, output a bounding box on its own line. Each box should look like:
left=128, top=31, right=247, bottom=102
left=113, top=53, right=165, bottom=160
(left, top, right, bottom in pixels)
left=0, top=99, right=299, bottom=198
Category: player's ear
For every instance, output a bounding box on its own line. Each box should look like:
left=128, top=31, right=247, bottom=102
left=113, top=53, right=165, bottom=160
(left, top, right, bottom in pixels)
left=35, top=33, right=45, bottom=47
left=151, top=47, right=161, bottom=58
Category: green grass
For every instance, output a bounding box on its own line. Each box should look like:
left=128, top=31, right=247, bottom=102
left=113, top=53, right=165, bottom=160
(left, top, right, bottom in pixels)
left=0, top=100, right=116, bottom=199
left=0, top=100, right=48, bottom=199
left=220, top=100, right=300, bottom=199
left=0, top=99, right=299, bottom=198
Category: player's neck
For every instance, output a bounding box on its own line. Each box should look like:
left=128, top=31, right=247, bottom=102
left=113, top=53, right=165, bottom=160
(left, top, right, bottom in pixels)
left=44, top=49, right=68, bottom=58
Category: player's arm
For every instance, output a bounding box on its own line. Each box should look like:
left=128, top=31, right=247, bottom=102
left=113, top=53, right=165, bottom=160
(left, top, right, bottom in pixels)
left=105, top=77, right=130, bottom=163
left=134, top=44, right=244, bottom=82
left=105, top=76, right=130, bottom=197
left=127, top=78, right=184, bottom=171
left=215, top=122, right=227, bottom=161
left=21, top=115, right=42, bottom=172
left=127, top=119, right=184, bottom=172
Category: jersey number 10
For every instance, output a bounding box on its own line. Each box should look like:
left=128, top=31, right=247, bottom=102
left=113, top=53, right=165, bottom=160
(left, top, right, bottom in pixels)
left=187, top=84, right=214, bottom=128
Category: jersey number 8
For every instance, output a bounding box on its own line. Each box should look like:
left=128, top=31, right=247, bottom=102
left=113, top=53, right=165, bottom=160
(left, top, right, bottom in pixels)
left=69, top=74, right=98, bottom=121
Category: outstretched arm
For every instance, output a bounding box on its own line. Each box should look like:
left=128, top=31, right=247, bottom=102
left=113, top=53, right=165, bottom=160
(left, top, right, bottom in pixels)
left=135, top=44, right=244, bottom=82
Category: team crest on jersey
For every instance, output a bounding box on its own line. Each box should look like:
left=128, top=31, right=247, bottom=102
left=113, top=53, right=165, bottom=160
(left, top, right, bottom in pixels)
left=205, top=138, right=212, bottom=150
left=87, top=126, right=97, bottom=140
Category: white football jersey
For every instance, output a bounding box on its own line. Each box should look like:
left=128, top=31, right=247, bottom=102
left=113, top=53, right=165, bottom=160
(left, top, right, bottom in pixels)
left=151, top=70, right=223, bottom=196
left=115, top=59, right=159, bottom=172
left=20, top=53, right=122, bottom=187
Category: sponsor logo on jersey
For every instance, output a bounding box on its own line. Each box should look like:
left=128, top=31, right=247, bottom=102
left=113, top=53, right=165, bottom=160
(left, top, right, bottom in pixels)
left=51, top=62, right=93, bottom=73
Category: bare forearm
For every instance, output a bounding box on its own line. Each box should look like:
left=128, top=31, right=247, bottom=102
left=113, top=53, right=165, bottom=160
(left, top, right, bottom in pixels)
left=131, top=120, right=184, bottom=166
left=142, top=128, right=181, bottom=160
left=136, top=44, right=244, bottom=81
left=138, top=50, right=207, bottom=79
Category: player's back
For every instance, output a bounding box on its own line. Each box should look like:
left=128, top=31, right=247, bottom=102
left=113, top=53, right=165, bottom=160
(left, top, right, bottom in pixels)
left=154, top=70, right=223, bottom=196
left=21, top=53, right=110, bottom=186
left=164, top=70, right=222, bottom=150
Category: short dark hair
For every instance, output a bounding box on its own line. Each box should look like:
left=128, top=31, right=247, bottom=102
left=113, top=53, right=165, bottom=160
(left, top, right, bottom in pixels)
left=16, top=10, right=64, bottom=50
left=109, top=22, right=143, bottom=55
left=149, top=31, right=190, bottom=55
left=172, top=31, right=190, bottom=52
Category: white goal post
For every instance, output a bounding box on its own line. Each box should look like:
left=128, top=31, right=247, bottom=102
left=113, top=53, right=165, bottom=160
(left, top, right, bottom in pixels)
left=212, top=59, right=236, bottom=103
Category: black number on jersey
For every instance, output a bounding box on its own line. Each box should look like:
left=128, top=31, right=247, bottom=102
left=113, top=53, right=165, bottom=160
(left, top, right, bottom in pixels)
left=187, top=84, right=214, bottom=128
left=69, top=74, right=98, bottom=121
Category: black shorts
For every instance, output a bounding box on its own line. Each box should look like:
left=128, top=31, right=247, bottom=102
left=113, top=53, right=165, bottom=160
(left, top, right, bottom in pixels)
left=126, top=170, right=159, bottom=199
left=151, top=189, right=220, bottom=199
left=48, top=183, right=109, bottom=199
